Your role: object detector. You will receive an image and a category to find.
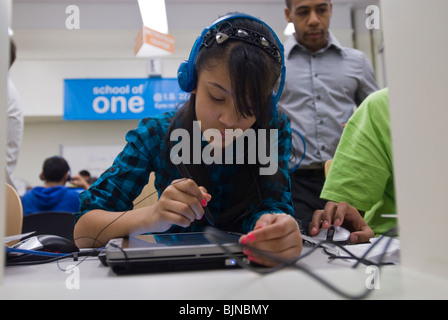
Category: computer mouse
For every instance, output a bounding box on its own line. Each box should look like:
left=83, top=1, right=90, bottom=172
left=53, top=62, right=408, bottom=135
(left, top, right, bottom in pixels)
left=13, top=234, right=79, bottom=254
left=311, top=225, right=350, bottom=244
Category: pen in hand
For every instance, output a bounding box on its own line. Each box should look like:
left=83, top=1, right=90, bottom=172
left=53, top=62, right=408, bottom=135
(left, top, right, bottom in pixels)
left=176, top=161, right=215, bottom=226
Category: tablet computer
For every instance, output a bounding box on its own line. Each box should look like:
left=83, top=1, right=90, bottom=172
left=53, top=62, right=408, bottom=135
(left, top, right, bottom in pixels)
left=104, top=232, right=247, bottom=275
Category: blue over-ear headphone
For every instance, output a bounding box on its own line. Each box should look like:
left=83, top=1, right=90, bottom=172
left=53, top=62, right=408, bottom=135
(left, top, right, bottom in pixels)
left=177, top=12, right=286, bottom=112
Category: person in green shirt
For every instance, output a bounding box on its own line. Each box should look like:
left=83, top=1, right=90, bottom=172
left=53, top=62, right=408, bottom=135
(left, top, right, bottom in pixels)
left=309, top=88, right=396, bottom=243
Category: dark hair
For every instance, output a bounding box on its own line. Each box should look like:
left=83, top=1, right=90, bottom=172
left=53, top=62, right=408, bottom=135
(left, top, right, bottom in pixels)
left=286, top=0, right=331, bottom=9
left=165, top=15, right=283, bottom=172
left=199, top=18, right=281, bottom=128
left=79, top=170, right=91, bottom=178
left=42, top=157, right=70, bottom=182
left=165, top=14, right=283, bottom=174
left=161, top=15, right=283, bottom=232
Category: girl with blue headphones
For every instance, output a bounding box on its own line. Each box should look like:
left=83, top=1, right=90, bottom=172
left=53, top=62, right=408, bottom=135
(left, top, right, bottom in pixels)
left=75, top=13, right=302, bottom=267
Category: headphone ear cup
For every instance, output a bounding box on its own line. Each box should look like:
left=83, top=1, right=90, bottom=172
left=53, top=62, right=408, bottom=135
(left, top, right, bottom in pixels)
left=177, top=60, right=193, bottom=92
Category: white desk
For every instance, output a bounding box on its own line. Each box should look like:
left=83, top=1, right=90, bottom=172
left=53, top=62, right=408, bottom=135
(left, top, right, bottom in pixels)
left=1, top=242, right=448, bottom=300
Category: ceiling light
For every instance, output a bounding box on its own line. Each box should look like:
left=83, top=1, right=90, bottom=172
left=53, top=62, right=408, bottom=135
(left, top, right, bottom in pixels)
left=135, top=0, right=174, bottom=57
left=138, top=0, right=168, bottom=34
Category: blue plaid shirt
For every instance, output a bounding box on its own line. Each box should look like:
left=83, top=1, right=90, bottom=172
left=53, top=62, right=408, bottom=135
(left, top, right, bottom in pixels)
left=77, top=110, right=294, bottom=234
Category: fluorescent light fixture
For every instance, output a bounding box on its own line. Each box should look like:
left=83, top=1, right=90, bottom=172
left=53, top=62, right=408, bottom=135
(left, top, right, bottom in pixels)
left=8, top=27, right=13, bottom=36
left=138, top=0, right=168, bottom=34
left=135, top=0, right=174, bottom=57
left=284, top=22, right=294, bottom=36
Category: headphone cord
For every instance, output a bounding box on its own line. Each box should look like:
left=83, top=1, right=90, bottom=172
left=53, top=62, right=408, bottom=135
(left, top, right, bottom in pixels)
left=289, top=128, right=306, bottom=174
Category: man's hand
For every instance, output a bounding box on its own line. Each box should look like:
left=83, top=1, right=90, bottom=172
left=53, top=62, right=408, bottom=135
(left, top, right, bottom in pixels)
left=309, top=201, right=374, bottom=244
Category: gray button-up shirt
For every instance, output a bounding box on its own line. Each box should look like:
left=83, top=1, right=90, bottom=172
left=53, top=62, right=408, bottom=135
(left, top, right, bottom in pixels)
left=278, top=33, right=379, bottom=170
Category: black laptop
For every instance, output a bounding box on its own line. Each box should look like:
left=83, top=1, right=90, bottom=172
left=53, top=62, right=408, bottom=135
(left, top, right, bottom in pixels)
left=104, top=232, right=247, bottom=275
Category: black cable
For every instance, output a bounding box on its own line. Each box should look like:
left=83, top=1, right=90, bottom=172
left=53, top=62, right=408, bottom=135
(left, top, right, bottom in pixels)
left=72, top=178, right=187, bottom=248
left=10, top=172, right=397, bottom=300
left=6, top=179, right=191, bottom=269
left=353, top=227, right=398, bottom=268
left=5, top=248, right=100, bottom=267
left=63, top=180, right=184, bottom=270
left=204, top=226, right=398, bottom=300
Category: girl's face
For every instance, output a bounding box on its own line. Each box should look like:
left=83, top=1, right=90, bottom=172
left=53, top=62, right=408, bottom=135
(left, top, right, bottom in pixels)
left=193, top=62, right=256, bottom=147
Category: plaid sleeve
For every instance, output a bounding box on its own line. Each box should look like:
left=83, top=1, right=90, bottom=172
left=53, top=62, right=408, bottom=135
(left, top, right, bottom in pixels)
left=75, top=113, right=172, bottom=223
left=242, top=112, right=294, bottom=232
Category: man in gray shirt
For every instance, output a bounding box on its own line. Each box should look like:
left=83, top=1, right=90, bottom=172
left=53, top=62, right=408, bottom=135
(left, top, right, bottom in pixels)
left=278, top=0, right=378, bottom=233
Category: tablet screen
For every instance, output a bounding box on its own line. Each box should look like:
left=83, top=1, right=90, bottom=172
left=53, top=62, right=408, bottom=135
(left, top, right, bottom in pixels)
left=122, top=232, right=241, bottom=249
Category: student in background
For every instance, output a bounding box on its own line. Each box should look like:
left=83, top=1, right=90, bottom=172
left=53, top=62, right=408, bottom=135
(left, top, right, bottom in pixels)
left=6, top=38, right=23, bottom=191
left=74, top=169, right=97, bottom=187
left=309, top=88, right=395, bottom=243
left=78, top=170, right=91, bottom=183
left=278, top=0, right=379, bottom=233
left=74, top=13, right=303, bottom=267
left=21, top=156, right=88, bottom=215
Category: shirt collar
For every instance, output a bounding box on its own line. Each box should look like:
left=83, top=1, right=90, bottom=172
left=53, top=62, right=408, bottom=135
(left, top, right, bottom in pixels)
left=284, top=30, right=346, bottom=58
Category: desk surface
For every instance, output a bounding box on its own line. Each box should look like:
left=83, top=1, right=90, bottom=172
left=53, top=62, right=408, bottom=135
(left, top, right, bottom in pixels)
left=1, top=242, right=448, bottom=300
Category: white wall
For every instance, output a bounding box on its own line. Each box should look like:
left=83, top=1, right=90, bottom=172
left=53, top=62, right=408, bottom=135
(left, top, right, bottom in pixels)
left=9, top=27, right=209, bottom=187
left=353, top=5, right=385, bottom=88
left=9, top=1, right=374, bottom=188
left=382, top=0, right=448, bottom=279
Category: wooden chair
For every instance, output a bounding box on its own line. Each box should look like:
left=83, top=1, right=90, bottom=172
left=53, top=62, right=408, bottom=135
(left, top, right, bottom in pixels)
left=5, top=183, right=24, bottom=245
left=6, top=183, right=23, bottom=237
left=324, top=159, right=333, bottom=178
left=133, top=172, right=158, bottom=209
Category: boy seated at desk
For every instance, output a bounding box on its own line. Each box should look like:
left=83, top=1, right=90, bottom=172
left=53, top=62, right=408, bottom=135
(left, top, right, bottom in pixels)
left=309, top=88, right=397, bottom=243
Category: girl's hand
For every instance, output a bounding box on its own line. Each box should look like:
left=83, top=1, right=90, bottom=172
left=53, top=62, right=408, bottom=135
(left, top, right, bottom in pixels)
left=239, top=213, right=303, bottom=267
left=146, top=179, right=211, bottom=232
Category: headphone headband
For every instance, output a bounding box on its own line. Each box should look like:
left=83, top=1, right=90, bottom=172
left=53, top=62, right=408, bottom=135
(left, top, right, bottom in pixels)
left=202, top=24, right=282, bottom=65
left=177, top=12, right=286, bottom=110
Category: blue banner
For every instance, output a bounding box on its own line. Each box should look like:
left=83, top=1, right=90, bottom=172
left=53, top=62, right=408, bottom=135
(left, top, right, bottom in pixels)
left=64, top=78, right=189, bottom=120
